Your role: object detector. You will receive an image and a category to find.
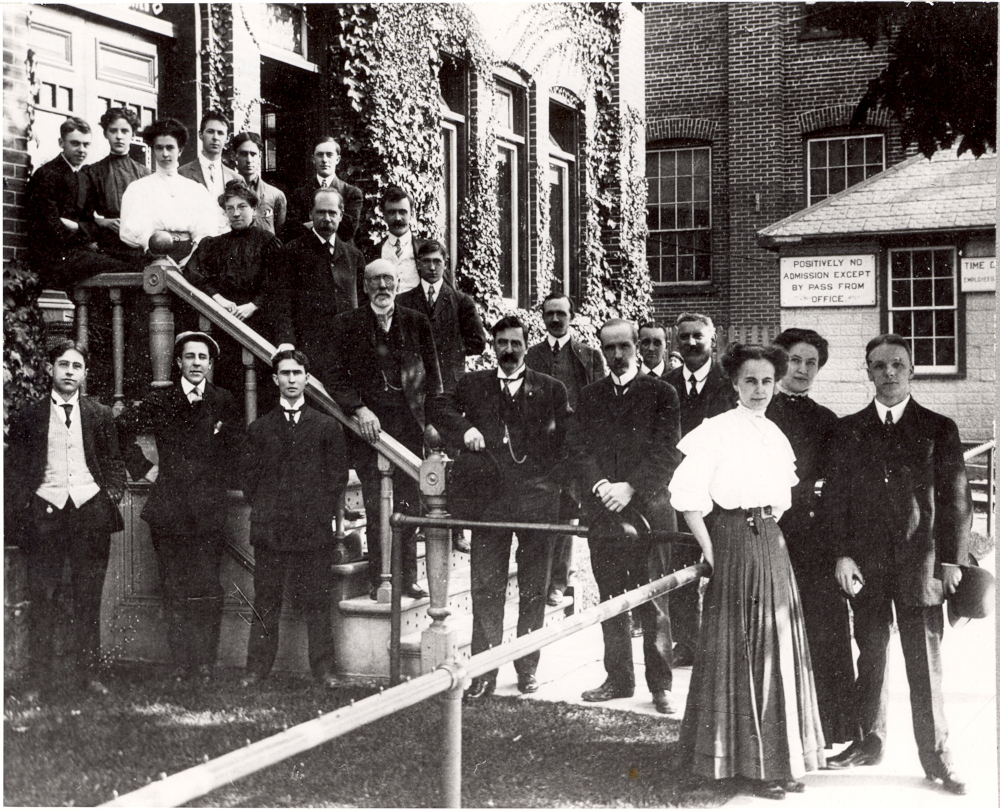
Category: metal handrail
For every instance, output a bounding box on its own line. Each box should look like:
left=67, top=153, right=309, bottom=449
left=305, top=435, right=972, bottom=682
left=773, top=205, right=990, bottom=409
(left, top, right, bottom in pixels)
left=100, top=560, right=709, bottom=808
left=964, top=439, right=995, bottom=461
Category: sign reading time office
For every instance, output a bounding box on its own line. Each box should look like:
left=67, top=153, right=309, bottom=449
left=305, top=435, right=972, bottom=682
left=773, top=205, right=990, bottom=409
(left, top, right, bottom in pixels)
left=780, top=255, right=876, bottom=307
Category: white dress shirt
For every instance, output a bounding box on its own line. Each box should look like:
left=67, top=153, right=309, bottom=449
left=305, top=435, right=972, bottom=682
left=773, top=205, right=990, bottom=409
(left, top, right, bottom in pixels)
left=420, top=278, right=443, bottom=307
left=497, top=363, right=526, bottom=398
left=36, top=390, right=100, bottom=509
left=280, top=395, right=305, bottom=424
left=874, top=395, right=910, bottom=425
left=684, top=358, right=712, bottom=395
left=180, top=377, right=204, bottom=402
left=382, top=230, right=418, bottom=293
left=199, top=155, right=226, bottom=200
left=669, top=405, right=798, bottom=517
left=547, top=334, right=572, bottom=352
left=641, top=360, right=667, bottom=378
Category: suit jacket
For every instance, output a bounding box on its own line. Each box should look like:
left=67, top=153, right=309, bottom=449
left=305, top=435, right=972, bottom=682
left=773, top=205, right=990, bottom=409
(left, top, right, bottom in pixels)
left=664, top=360, right=737, bottom=437
left=397, top=283, right=486, bottom=392
left=244, top=176, right=287, bottom=236
left=327, top=304, right=443, bottom=445
left=5, top=395, right=126, bottom=543
left=525, top=337, right=607, bottom=410
left=822, top=399, right=972, bottom=606
left=24, top=156, right=98, bottom=272
left=240, top=404, right=348, bottom=551
left=432, top=368, right=570, bottom=518
left=116, top=381, right=241, bottom=536
left=177, top=159, right=239, bottom=195
left=287, top=176, right=363, bottom=244
left=568, top=373, right=682, bottom=531
left=272, top=233, right=366, bottom=386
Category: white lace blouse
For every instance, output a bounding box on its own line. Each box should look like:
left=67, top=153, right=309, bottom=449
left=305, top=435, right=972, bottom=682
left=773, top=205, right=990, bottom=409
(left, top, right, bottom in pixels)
left=669, top=405, right=798, bottom=518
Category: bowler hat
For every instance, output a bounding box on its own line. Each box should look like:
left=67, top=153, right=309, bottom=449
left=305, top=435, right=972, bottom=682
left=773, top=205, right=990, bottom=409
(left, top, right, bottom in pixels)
left=947, top=555, right=995, bottom=627
left=174, top=330, right=220, bottom=359
left=589, top=504, right=651, bottom=545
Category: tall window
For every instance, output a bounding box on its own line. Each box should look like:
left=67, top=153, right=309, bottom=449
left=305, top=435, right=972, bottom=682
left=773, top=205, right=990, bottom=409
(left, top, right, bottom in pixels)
left=495, top=81, right=527, bottom=304
left=807, top=134, right=884, bottom=206
left=439, top=54, right=467, bottom=275
left=646, top=145, right=711, bottom=285
left=888, top=247, right=958, bottom=373
left=548, top=100, right=579, bottom=299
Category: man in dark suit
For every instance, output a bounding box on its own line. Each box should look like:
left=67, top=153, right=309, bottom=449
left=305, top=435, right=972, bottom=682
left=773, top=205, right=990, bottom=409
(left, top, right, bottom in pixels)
left=327, top=259, right=443, bottom=600
left=822, top=334, right=971, bottom=796
left=638, top=320, right=669, bottom=378
left=5, top=341, right=125, bottom=699
left=569, top=319, right=682, bottom=714
left=178, top=110, right=238, bottom=198
left=286, top=136, right=363, bottom=244
left=116, top=332, right=241, bottom=680
left=239, top=349, right=348, bottom=689
left=662, top=311, right=737, bottom=666
left=272, top=187, right=366, bottom=387
left=25, top=117, right=132, bottom=291
left=232, top=132, right=287, bottom=236
left=525, top=292, right=607, bottom=606
left=433, top=314, right=571, bottom=699
left=397, top=239, right=485, bottom=394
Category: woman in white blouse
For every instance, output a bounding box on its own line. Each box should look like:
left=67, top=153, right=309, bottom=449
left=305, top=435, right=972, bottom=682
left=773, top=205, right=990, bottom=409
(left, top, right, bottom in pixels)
left=119, top=118, right=221, bottom=267
left=669, top=343, right=825, bottom=801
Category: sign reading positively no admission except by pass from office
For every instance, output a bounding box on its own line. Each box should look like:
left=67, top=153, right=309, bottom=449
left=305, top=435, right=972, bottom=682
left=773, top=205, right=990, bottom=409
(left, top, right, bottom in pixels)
left=780, top=255, right=876, bottom=307
left=960, top=257, right=996, bottom=293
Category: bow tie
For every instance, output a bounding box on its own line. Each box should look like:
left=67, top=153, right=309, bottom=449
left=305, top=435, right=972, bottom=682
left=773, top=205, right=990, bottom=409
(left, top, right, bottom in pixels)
left=500, top=374, right=524, bottom=384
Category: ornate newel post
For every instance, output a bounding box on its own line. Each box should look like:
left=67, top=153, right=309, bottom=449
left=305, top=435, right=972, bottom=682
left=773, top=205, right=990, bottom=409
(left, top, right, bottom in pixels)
left=420, top=450, right=458, bottom=673
left=143, top=259, right=174, bottom=388
left=375, top=454, right=395, bottom=603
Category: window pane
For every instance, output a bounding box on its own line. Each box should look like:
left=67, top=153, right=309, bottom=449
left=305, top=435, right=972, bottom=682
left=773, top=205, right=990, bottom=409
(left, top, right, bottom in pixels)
left=693, top=175, right=709, bottom=202
left=677, top=177, right=692, bottom=203
left=892, top=280, right=911, bottom=307
left=828, top=140, right=845, bottom=168
left=933, top=249, right=954, bottom=273
left=934, top=278, right=954, bottom=306
left=693, top=149, right=709, bottom=174
left=660, top=150, right=675, bottom=176
left=809, top=140, right=826, bottom=167
left=829, top=170, right=846, bottom=195
left=810, top=170, right=827, bottom=202
left=646, top=207, right=659, bottom=231
left=912, top=280, right=933, bottom=307
left=913, top=338, right=934, bottom=367
left=937, top=338, right=956, bottom=365
left=693, top=202, right=710, bottom=228
left=847, top=138, right=865, bottom=165
left=893, top=312, right=912, bottom=337
left=912, top=251, right=932, bottom=278
left=867, top=137, right=883, bottom=165
left=678, top=254, right=694, bottom=282
left=660, top=206, right=675, bottom=230
left=892, top=252, right=910, bottom=278
left=496, top=148, right=513, bottom=298
left=648, top=178, right=659, bottom=204
left=913, top=309, right=933, bottom=335
left=662, top=177, right=676, bottom=204
left=847, top=165, right=865, bottom=187
left=935, top=309, right=956, bottom=337
left=677, top=205, right=692, bottom=229
left=675, top=149, right=692, bottom=175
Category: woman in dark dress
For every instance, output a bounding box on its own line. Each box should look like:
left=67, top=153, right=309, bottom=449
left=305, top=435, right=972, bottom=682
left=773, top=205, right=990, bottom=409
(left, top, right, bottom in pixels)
left=670, top=343, right=825, bottom=800
left=767, top=328, right=859, bottom=747
left=186, top=179, right=283, bottom=409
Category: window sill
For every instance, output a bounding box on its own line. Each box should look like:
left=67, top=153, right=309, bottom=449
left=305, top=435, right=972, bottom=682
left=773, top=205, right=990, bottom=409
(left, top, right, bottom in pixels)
left=652, top=282, right=718, bottom=298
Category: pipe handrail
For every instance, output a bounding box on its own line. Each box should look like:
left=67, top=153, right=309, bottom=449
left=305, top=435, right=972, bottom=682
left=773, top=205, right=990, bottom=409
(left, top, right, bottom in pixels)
left=964, top=439, right=996, bottom=461
left=100, top=561, right=708, bottom=808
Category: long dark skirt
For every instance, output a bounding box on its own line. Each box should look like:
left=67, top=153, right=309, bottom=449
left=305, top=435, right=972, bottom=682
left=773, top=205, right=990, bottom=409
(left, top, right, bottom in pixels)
left=676, top=508, right=825, bottom=781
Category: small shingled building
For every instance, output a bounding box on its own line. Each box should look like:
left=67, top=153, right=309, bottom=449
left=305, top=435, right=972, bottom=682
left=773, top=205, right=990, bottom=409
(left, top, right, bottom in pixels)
left=758, top=148, right=996, bottom=444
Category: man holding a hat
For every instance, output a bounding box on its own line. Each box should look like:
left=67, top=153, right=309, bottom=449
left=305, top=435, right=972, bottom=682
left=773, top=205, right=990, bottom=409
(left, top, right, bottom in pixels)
left=117, top=331, right=241, bottom=680
left=568, top=318, right=682, bottom=714
left=822, top=333, right=973, bottom=795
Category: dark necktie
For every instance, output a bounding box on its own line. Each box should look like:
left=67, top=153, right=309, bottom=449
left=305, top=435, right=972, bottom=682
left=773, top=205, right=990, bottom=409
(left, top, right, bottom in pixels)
left=614, top=383, right=629, bottom=397
left=551, top=341, right=560, bottom=356
left=688, top=374, right=699, bottom=397
left=61, top=403, right=73, bottom=428
left=395, top=239, right=402, bottom=259
left=208, top=163, right=216, bottom=186
left=189, top=387, right=202, bottom=404
left=501, top=376, right=522, bottom=400
left=885, top=411, right=894, bottom=427
left=427, top=286, right=435, bottom=311
left=284, top=408, right=300, bottom=427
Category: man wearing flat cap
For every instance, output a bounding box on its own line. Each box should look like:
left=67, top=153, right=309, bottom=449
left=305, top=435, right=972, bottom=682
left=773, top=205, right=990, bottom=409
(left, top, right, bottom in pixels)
left=822, top=333, right=972, bottom=795
left=117, top=331, right=242, bottom=680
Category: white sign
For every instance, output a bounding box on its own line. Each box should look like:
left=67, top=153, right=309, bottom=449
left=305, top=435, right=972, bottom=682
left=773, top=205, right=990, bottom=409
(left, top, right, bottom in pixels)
left=960, top=257, right=996, bottom=292
left=780, top=255, right=876, bottom=307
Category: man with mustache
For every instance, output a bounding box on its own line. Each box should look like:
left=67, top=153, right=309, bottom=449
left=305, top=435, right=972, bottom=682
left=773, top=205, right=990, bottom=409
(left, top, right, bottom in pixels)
left=433, top=314, right=571, bottom=700
left=569, top=319, right=682, bottom=714
left=372, top=185, right=454, bottom=294
left=326, top=259, right=442, bottom=600
left=662, top=311, right=737, bottom=666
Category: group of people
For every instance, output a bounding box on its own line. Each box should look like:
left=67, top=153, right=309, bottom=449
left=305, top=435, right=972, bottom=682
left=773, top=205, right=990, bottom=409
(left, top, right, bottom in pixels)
left=9, top=110, right=975, bottom=802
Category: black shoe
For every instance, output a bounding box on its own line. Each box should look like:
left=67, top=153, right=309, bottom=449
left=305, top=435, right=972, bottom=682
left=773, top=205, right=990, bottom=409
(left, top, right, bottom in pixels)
left=369, top=586, right=379, bottom=601
left=547, top=588, right=564, bottom=607
left=826, top=739, right=883, bottom=769
left=927, top=768, right=967, bottom=795
left=652, top=690, right=677, bottom=714
left=581, top=681, right=634, bottom=702
left=402, top=583, right=428, bottom=599
left=783, top=780, right=805, bottom=793
left=517, top=674, right=539, bottom=694
left=452, top=535, right=471, bottom=554
left=747, top=779, right=786, bottom=800
left=464, top=677, right=495, bottom=701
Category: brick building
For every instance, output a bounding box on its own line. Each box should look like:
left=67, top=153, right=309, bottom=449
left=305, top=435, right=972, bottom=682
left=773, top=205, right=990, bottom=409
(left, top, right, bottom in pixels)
left=645, top=2, right=995, bottom=441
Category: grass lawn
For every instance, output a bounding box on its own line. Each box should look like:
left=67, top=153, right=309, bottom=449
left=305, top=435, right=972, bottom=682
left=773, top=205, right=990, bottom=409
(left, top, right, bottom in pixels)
left=4, top=665, right=733, bottom=808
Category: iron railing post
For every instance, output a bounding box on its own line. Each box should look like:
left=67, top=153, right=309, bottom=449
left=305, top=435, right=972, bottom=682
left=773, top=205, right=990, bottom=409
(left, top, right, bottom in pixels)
left=438, top=662, right=466, bottom=808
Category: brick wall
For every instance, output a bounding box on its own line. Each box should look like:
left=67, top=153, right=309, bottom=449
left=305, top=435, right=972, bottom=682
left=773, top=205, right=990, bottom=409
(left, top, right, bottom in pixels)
left=3, top=5, right=30, bottom=266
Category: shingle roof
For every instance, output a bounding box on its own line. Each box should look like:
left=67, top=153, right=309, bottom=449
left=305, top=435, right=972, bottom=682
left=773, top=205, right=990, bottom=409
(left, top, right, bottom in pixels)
left=758, top=148, right=996, bottom=247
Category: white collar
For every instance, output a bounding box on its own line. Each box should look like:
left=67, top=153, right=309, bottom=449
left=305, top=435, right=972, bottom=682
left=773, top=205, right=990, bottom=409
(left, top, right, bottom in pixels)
left=421, top=278, right=443, bottom=298
left=547, top=333, right=572, bottom=350
left=641, top=361, right=666, bottom=377
left=497, top=363, right=526, bottom=380
left=874, top=395, right=910, bottom=425
left=316, top=174, right=336, bottom=188
left=199, top=153, right=222, bottom=168
left=684, top=358, right=712, bottom=383
left=180, top=377, right=203, bottom=397
left=280, top=396, right=305, bottom=411
left=370, top=302, right=394, bottom=320
left=736, top=403, right=768, bottom=420
left=312, top=228, right=335, bottom=246
left=610, top=365, right=639, bottom=387
left=392, top=230, right=412, bottom=247
left=60, top=154, right=83, bottom=173
left=51, top=389, right=81, bottom=407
